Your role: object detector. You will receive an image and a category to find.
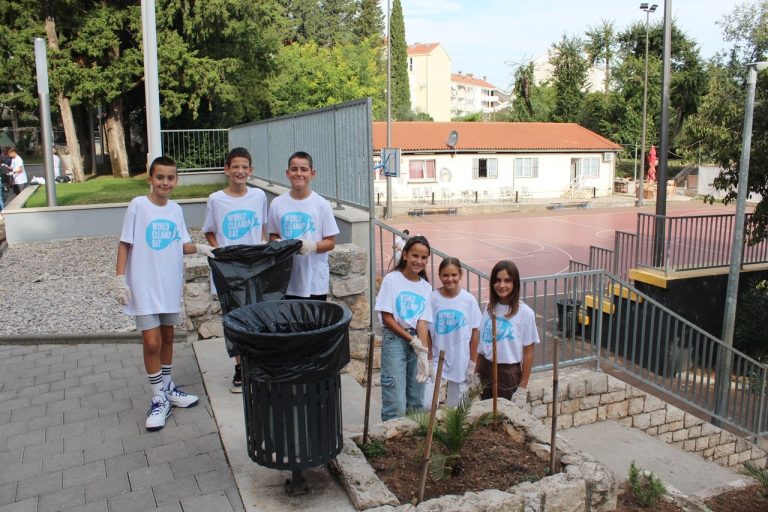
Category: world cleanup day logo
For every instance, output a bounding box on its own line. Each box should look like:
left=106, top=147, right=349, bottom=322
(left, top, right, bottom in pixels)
left=396, top=291, right=426, bottom=320
left=145, top=219, right=181, bottom=250
left=481, top=316, right=515, bottom=343
left=435, top=309, right=466, bottom=335
left=222, top=210, right=259, bottom=240
left=280, top=212, right=316, bottom=239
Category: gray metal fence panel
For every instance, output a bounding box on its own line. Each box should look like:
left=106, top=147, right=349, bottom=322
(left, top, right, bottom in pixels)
left=229, top=99, right=372, bottom=209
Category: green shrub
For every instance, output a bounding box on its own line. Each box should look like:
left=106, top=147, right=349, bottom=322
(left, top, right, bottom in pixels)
left=628, top=462, right=666, bottom=508
left=359, top=441, right=388, bottom=458
left=742, top=461, right=768, bottom=495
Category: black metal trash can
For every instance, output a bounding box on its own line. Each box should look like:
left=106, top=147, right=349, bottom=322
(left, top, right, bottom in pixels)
left=223, top=301, right=351, bottom=476
left=556, top=299, right=582, bottom=337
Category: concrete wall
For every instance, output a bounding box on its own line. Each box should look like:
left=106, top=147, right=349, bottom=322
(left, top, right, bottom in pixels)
left=408, top=45, right=452, bottom=122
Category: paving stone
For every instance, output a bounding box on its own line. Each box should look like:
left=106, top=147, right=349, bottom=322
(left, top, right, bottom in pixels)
left=0, top=411, right=10, bottom=425
left=6, top=429, right=45, bottom=450
left=1, top=378, right=36, bottom=394
left=82, top=440, right=125, bottom=465
left=0, top=496, right=37, bottom=512
left=46, top=421, right=85, bottom=442
left=79, top=391, right=114, bottom=408
left=34, top=372, right=66, bottom=386
left=84, top=474, right=129, bottom=503
left=171, top=406, right=212, bottom=426
left=152, top=475, right=200, bottom=507
left=0, top=423, right=29, bottom=439
left=31, top=390, right=65, bottom=407
left=16, top=470, right=62, bottom=500
left=79, top=373, right=109, bottom=387
left=17, top=383, right=51, bottom=397
left=105, top=451, right=147, bottom=477
left=146, top=442, right=189, bottom=466
left=63, top=385, right=97, bottom=402
left=63, top=460, right=105, bottom=489
left=180, top=491, right=234, bottom=512
left=77, top=358, right=107, bottom=371
left=106, top=488, right=156, bottom=512
left=209, top=449, right=230, bottom=473
left=26, top=413, right=64, bottom=432
left=108, top=367, right=141, bottom=380
left=63, top=500, right=107, bottom=512
left=224, top=486, right=245, bottom=511
left=183, top=433, right=222, bottom=456
left=63, top=406, right=100, bottom=425
left=194, top=469, right=236, bottom=494
left=95, top=378, right=127, bottom=394
left=121, top=433, right=162, bottom=455
left=101, top=423, right=140, bottom=443
left=22, top=439, right=63, bottom=464
left=82, top=414, right=119, bottom=440
left=193, top=419, right=218, bottom=437
left=37, top=484, right=84, bottom=512
left=42, top=450, right=84, bottom=473
left=9, top=405, right=45, bottom=424
left=0, top=482, right=17, bottom=507
left=65, top=367, right=95, bottom=380
left=128, top=463, right=174, bottom=490
left=0, top=460, right=41, bottom=485
left=49, top=362, right=78, bottom=375
left=169, top=454, right=214, bottom=480
left=0, top=397, right=32, bottom=412
left=46, top=398, right=81, bottom=415
left=153, top=504, right=182, bottom=512
left=159, top=424, right=199, bottom=444
left=0, top=446, right=23, bottom=466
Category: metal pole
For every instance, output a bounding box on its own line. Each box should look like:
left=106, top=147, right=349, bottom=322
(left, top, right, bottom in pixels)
left=141, top=0, right=162, bottom=167
left=717, top=62, right=766, bottom=417
left=34, top=38, right=56, bottom=207
left=637, top=4, right=655, bottom=207
left=633, top=143, right=638, bottom=182
left=653, top=0, right=672, bottom=266
left=384, top=0, right=393, bottom=220
left=549, top=339, right=559, bottom=475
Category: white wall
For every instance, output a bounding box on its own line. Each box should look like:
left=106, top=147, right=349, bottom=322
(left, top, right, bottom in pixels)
left=374, top=152, right=616, bottom=202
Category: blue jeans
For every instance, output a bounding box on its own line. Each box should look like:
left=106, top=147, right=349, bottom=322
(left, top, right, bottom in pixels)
left=380, top=327, right=424, bottom=421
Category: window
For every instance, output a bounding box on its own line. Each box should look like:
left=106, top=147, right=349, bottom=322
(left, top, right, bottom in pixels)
left=514, top=158, right=539, bottom=178
left=473, top=158, right=498, bottom=179
left=408, top=159, right=436, bottom=181
left=409, top=58, right=413, bottom=72
left=581, top=157, right=599, bottom=178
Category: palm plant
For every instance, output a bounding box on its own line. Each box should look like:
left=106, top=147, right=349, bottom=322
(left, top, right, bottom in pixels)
left=742, top=461, right=768, bottom=496
left=412, top=386, right=492, bottom=480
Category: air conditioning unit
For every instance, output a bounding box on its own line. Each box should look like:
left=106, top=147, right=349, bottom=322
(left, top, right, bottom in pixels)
left=602, top=152, right=614, bottom=162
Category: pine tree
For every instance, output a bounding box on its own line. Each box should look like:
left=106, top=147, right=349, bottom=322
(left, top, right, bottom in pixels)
left=353, top=0, right=384, bottom=43
left=389, top=0, right=411, bottom=120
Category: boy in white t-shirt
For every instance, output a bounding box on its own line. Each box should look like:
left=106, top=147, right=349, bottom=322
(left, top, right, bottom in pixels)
left=267, top=151, right=340, bottom=300
left=203, top=147, right=268, bottom=393
left=113, top=156, right=215, bottom=431
left=6, top=147, right=27, bottom=196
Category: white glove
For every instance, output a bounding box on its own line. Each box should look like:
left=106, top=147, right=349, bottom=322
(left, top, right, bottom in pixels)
left=512, top=386, right=528, bottom=407
left=428, top=363, right=436, bottom=382
left=299, top=240, right=317, bottom=255
left=465, top=360, right=477, bottom=383
left=409, top=337, right=429, bottom=384
left=195, top=244, right=215, bottom=258
left=112, top=275, right=131, bottom=306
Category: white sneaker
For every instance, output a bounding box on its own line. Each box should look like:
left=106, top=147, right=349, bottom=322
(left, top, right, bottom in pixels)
left=145, top=396, right=171, bottom=431
left=165, top=386, right=199, bottom=408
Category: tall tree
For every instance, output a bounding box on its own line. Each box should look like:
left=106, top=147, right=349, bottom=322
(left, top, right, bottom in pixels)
left=510, top=61, right=537, bottom=119
left=353, top=0, right=384, bottom=43
left=549, top=35, right=589, bottom=122
left=389, top=0, right=410, bottom=120
left=585, top=19, right=616, bottom=93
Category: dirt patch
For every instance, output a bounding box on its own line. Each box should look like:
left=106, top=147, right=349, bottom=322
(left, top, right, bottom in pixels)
left=704, top=484, right=768, bottom=511
left=364, top=423, right=550, bottom=503
left=614, top=486, right=684, bottom=511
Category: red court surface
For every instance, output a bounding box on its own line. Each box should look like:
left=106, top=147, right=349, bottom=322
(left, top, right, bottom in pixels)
left=381, top=202, right=739, bottom=279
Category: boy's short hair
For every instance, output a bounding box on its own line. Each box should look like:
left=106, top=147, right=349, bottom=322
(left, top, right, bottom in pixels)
left=226, top=147, right=252, bottom=167
left=288, top=151, right=313, bottom=170
left=149, top=156, right=177, bottom=176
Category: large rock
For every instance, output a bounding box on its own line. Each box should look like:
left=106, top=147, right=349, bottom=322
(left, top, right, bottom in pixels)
left=329, top=439, right=400, bottom=510
left=198, top=319, right=224, bottom=339
left=330, top=244, right=367, bottom=275
left=331, top=275, right=368, bottom=298
left=184, top=282, right=212, bottom=317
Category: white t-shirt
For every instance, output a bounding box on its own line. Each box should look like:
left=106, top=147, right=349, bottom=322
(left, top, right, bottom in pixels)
left=119, top=196, right=192, bottom=316
left=429, top=289, right=481, bottom=382
left=53, top=154, right=61, bottom=178
left=375, top=270, right=433, bottom=330
left=203, top=188, right=268, bottom=246
left=267, top=191, right=340, bottom=297
left=10, top=155, right=27, bottom=185
left=477, top=302, right=540, bottom=364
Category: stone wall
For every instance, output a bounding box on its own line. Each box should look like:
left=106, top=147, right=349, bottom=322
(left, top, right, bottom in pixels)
left=182, top=243, right=370, bottom=341
left=526, top=368, right=767, bottom=470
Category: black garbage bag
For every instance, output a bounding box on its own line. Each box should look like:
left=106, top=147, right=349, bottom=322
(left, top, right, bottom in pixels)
left=223, top=300, right=351, bottom=383
left=208, top=240, right=302, bottom=315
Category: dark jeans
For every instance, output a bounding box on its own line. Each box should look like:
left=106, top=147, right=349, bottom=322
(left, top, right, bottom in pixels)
left=476, top=355, right=521, bottom=400
left=284, top=294, right=327, bottom=301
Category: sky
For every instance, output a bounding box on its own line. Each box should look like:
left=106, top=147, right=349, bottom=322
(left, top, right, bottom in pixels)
left=384, top=0, right=744, bottom=90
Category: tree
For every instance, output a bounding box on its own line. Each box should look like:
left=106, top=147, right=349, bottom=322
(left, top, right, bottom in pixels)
left=511, top=61, right=536, bottom=119
left=680, top=1, right=768, bottom=241
left=585, top=19, right=616, bottom=93
left=549, top=35, right=589, bottom=122
left=389, top=0, right=411, bottom=120
left=353, top=0, right=384, bottom=43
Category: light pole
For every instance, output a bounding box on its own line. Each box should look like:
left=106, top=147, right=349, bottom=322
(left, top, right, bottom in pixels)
left=636, top=2, right=657, bottom=207
left=384, top=0, right=393, bottom=220
left=716, top=61, right=768, bottom=418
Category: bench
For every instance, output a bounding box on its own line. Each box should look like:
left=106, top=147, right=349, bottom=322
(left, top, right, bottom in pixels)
left=408, top=207, right=458, bottom=216
left=547, top=201, right=591, bottom=210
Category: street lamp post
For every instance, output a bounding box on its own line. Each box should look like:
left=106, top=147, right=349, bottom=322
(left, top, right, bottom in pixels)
left=636, top=2, right=657, bottom=207
left=384, top=0, right=393, bottom=220
left=716, top=61, right=768, bottom=419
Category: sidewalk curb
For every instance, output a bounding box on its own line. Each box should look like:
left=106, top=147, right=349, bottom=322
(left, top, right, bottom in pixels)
left=0, top=330, right=141, bottom=344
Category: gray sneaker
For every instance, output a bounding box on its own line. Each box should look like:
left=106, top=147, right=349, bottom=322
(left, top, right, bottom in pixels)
left=145, top=396, right=171, bottom=431
left=165, top=386, right=199, bottom=408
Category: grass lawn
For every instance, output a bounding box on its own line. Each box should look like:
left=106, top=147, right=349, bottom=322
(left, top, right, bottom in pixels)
left=24, top=175, right=221, bottom=207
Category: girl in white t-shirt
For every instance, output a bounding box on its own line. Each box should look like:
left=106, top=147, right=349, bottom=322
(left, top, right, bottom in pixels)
left=374, top=235, right=434, bottom=421
left=476, top=260, right=540, bottom=407
left=425, top=257, right=481, bottom=408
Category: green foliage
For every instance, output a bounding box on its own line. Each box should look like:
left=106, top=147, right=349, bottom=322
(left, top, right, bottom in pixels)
left=734, top=278, right=768, bottom=360
left=389, top=0, right=411, bottom=120
left=585, top=19, right=616, bottom=93
left=23, top=176, right=221, bottom=207
left=549, top=35, right=590, bottom=122
left=0, top=0, right=44, bottom=115
left=742, top=461, right=768, bottom=493
left=353, top=0, right=384, bottom=43
left=359, top=441, right=388, bottom=458
left=411, top=386, right=492, bottom=480
left=628, top=462, right=666, bottom=508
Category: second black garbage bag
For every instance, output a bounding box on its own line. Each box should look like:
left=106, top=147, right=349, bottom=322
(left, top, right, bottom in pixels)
left=223, top=300, right=351, bottom=383
left=208, top=239, right=302, bottom=315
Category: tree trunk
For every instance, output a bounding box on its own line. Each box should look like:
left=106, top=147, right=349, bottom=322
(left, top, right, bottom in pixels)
left=104, top=98, right=129, bottom=178
left=44, top=13, right=85, bottom=182
left=9, top=101, right=19, bottom=144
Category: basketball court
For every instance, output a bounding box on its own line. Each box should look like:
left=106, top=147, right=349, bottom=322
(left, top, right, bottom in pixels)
left=379, top=202, right=739, bottom=278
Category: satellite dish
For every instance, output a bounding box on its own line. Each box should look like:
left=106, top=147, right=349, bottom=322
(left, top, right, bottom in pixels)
left=446, top=130, right=458, bottom=148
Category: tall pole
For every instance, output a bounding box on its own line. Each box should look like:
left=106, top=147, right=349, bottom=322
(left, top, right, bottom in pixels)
left=141, top=0, right=162, bottom=168
left=34, top=38, right=56, bottom=207
left=653, top=0, right=672, bottom=267
left=636, top=3, right=656, bottom=207
left=384, top=0, right=394, bottom=220
left=716, top=62, right=767, bottom=418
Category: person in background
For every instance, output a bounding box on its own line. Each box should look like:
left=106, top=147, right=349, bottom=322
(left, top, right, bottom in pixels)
left=6, top=147, right=27, bottom=196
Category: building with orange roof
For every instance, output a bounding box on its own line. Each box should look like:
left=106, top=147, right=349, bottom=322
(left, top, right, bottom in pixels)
left=372, top=122, right=620, bottom=203
left=407, top=43, right=451, bottom=122
left=451, top=72, right=509, bottom=118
